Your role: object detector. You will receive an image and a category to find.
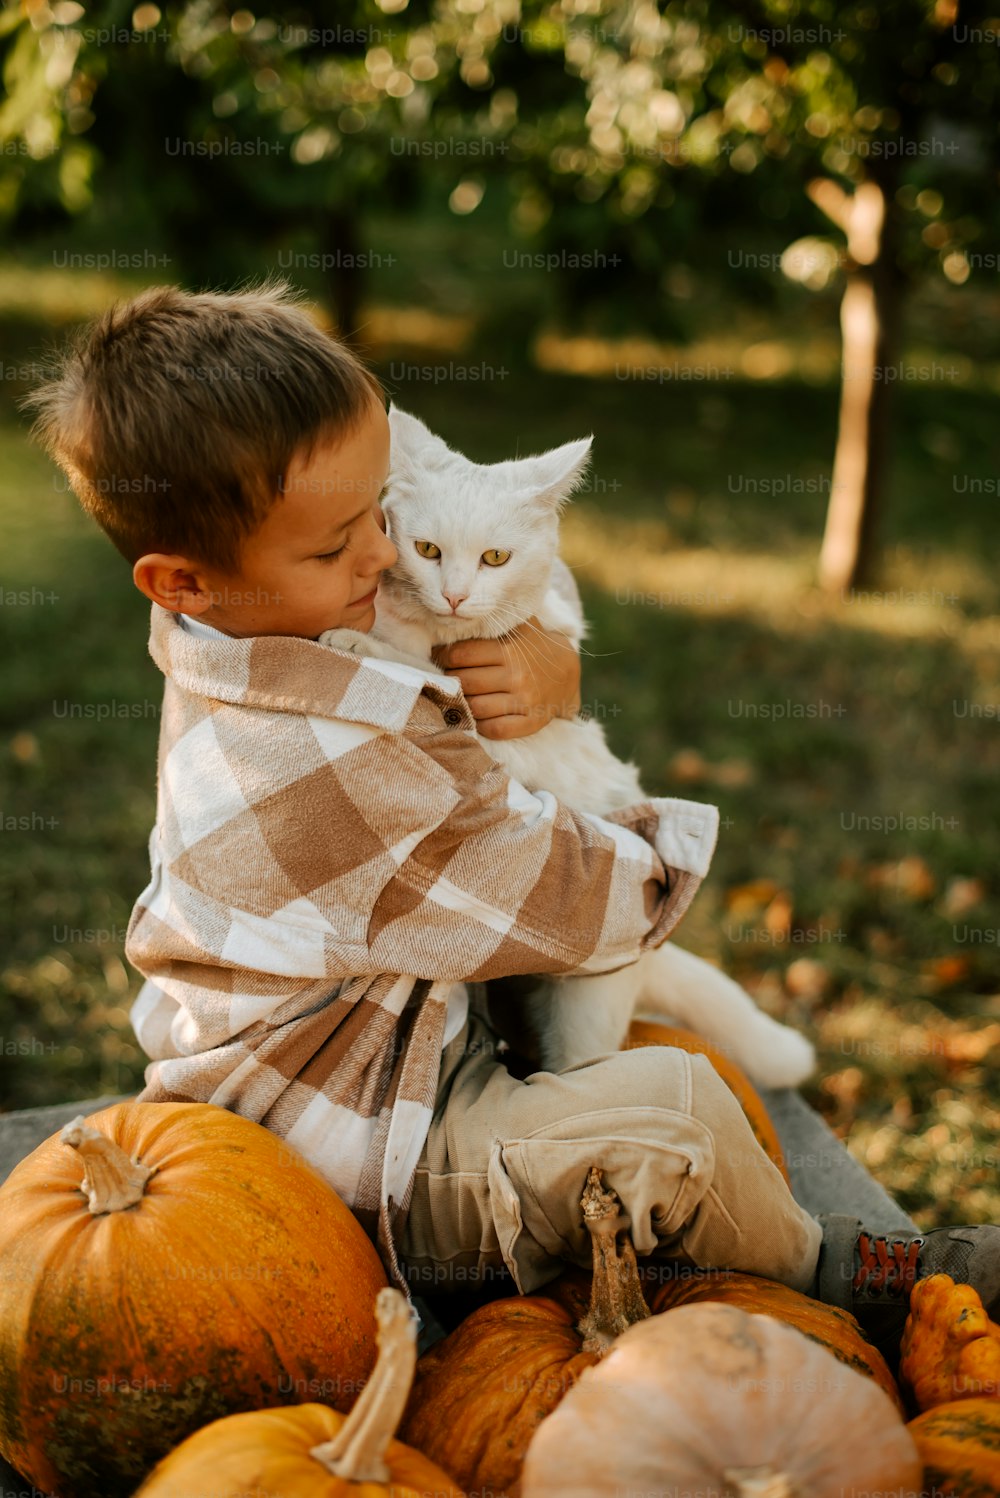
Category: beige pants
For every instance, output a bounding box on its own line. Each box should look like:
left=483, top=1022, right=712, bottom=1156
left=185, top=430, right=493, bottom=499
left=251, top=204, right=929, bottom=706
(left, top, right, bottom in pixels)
left=399, top=1004, right=823, bottom=1296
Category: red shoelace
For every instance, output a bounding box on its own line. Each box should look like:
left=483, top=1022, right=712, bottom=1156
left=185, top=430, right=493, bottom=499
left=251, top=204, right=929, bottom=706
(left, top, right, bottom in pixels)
left=853, top=1232, right=923, bottom=1296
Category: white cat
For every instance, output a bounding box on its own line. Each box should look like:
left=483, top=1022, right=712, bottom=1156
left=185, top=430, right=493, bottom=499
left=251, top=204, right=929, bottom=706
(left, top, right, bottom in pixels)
left=320, top=406, right=814, bottom=1089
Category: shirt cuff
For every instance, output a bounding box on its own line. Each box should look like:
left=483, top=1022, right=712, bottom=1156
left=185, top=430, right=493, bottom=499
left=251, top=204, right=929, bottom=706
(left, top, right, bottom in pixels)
left=651, top=797, right=719, bottom=878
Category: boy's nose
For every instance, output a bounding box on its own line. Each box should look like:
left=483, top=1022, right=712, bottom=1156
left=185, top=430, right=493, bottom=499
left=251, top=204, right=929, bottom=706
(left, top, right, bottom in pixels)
left=371, top=505, right=396, bottom=553
left=371, top=521, right=398, bottom=569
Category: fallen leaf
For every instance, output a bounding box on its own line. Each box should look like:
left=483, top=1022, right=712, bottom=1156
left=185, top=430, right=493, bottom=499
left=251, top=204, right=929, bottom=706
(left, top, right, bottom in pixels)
left=9, top=732, right=39, bottom=764
left=764, top=891, right=794, bottom=939
left=725, top=878, right=781, bottom=916
left=891, top=1094, right=913, bottom=1127
left=667, top=748, right=710, bottom=784
left=866, top=856, right=936, bottom=902
left=922, top=955, right=973, bottom=989
left=784, top=957, right=832, bottom=1002
left=940, top=877, right=987, bottom=920
left=865, top=926, right=902, bottom=957
left=941, top=1024, right=1000, bottom=1066
left=821, top=1067, right=864, bottom=1106
left=713, top=757, right=757, bottom=789
left=667, top=750, right=758, bottom=789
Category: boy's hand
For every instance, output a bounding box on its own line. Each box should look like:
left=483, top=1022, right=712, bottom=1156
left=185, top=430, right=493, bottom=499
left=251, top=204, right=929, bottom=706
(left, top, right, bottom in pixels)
left=432, top=617, right=581, bottom=740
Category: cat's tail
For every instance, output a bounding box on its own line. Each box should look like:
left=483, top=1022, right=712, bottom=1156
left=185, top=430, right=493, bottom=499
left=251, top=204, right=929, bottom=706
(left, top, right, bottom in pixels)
left=634, top=941, right=816, bottom=1090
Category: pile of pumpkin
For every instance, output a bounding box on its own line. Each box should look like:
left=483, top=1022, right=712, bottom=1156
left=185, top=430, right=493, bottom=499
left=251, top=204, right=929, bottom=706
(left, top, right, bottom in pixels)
left=0, top=1023, right=998, bottom=1498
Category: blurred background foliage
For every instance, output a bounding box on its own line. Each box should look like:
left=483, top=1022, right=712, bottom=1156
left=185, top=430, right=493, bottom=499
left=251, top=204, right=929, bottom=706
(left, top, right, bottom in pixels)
left=1, top=0, right=999, bottom=1230
left=4, top=0, right=1000, bottom=577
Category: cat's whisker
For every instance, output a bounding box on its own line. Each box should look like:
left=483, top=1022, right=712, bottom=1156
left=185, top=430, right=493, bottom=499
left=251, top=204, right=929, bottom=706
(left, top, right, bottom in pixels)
left=490, top=598, right=603, bottom=664
left=503, top=616, right=569, bottom=686
left=474, top=609, right=574, bottom=691
left=476, top=608, right=561, bottom=686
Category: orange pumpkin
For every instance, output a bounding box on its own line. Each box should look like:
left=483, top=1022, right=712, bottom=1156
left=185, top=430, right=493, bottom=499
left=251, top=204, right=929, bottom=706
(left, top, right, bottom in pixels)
left=907, top=1397, right=1000, bottom=1496
left=626, top=1018, right=791, bottom=1184
left=643, top=1265, right=904, bottom=1412
left=900, top=1273, right=1000, bottom=1412
left=399, top=1168, right=647, bottom=1495
left=0, top=1101, right=388, bottom=1498
left=137, top=1288, right=465, bottom=1498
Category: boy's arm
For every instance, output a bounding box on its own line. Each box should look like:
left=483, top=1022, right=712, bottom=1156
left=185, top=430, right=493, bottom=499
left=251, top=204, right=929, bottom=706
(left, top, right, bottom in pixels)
left=126, top=707, right=715, bottom=1096
left=363, top=725, right=717, bottom=983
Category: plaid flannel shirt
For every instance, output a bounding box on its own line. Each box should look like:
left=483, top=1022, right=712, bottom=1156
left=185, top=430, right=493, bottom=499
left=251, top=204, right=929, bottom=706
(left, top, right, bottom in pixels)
left=126, top=598, right=719, bottom=1290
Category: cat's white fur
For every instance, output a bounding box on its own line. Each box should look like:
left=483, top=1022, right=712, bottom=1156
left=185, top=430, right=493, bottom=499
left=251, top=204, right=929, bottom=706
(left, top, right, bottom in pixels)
left=320, top=407, right=814, bottom=1088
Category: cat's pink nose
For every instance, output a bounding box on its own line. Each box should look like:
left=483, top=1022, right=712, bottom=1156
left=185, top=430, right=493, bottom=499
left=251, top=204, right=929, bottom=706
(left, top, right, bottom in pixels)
left=443, top=591, right=468, bottom=612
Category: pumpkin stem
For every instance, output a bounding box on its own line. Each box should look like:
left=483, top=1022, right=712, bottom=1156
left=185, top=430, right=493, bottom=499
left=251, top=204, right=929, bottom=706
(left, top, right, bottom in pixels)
left=576, top=1165, right=651, bottom=1356
left=310, top=1287, right=416, bottom=1482
left=724, top=1468, right=796, bottom=1498
left=60, top=1116, right=158, bottom=1214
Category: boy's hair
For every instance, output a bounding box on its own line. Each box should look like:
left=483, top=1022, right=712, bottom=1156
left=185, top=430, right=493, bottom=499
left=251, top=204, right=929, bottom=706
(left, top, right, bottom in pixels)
left=24, top=281, right=383, bottom=574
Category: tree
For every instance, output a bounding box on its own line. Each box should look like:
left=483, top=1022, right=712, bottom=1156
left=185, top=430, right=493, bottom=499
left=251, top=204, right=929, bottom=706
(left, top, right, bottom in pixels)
left=4, top=0, right=998, bottom=588
left=453, top=0, right=999, bottom=590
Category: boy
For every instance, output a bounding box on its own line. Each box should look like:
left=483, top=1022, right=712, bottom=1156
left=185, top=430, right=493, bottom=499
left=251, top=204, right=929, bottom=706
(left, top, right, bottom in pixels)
left=28, top=282, right=1000, bottom=1366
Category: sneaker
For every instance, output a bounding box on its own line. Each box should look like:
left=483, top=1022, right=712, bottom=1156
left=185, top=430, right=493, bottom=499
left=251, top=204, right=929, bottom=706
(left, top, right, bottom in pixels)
left=814, top=1213, right=1000, bottom=1370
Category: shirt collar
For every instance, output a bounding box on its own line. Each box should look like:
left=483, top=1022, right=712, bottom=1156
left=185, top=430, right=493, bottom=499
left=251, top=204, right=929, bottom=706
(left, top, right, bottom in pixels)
left=149, top=604, right=470, bottom=732
left=178, top=612, right=230, bottom=643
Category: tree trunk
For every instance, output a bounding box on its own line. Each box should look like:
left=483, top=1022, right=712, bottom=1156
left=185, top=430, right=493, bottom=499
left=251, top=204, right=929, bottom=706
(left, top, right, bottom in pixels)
left=321, top=208, right=366, bottom=347
left=816, top=175, right=901, bottom=595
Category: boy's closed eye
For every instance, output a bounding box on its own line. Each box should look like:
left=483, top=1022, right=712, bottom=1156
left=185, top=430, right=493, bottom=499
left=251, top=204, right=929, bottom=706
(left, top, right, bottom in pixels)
left=315, top=541, right=349, bottom=563
left=313, top=495, right=388, bottom=563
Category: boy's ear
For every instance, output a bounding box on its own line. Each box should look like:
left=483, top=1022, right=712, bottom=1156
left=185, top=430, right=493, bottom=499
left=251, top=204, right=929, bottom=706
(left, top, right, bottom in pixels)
left=133, top=554, right=217, bottom=614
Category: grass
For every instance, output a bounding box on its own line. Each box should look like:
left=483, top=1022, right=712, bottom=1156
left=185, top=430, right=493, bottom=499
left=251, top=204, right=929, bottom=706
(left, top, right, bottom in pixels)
left=0, top=257, right=998, bottom=1237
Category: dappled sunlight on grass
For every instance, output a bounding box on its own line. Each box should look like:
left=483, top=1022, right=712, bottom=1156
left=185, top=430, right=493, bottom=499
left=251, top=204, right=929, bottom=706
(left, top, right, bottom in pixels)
left=561, top=510, right=996, bottom=650
left=0, top=263, right=150, bottom=327
left=0, top=259, right=480, bottom=354
left=847, top=1086, right=1000, bottom=1229
left=359, top=304, right=475, bottom=353
left=4, top=260, right=998, bottom=393
left=534, top=328, right=993, bottom=392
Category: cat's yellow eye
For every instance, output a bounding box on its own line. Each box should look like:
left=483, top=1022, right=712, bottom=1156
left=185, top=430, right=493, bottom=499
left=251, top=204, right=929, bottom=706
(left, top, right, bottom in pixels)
left=414, top=540, right=441, bottom=559
left=481, top=549, right=511, bottom=567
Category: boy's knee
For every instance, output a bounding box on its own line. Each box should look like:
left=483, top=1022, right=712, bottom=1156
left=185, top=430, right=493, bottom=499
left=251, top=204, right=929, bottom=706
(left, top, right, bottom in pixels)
left=686, top=1048, right=739, bottom=1101
left=605, top=1041, right=732, bottom=1118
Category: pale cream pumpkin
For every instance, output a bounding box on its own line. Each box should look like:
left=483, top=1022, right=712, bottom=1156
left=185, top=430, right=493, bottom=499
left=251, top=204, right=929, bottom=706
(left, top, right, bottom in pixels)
left=521, top=1301, right=923, bottom=1498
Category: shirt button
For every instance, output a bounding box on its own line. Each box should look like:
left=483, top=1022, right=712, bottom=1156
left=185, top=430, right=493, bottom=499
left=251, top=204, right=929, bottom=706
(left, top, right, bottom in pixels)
left=443, top=707, right=464, bottom=726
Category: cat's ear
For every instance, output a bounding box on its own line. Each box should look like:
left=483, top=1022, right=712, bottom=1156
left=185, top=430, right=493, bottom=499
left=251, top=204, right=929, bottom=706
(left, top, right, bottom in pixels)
left=517, top=436, right=593, bottom=511
left=388, top=405, right=443, bottom=480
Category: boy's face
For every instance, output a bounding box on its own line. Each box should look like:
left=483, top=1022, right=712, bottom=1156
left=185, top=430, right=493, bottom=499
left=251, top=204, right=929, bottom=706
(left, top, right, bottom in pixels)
left=138, top=400, right=398, bottom=639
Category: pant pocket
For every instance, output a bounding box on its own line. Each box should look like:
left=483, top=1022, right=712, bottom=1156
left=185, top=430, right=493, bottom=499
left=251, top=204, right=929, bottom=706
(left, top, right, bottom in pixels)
left=487, top=1140, right=541, bottom=1296
left=487, top=1107, right=717, bottom=1294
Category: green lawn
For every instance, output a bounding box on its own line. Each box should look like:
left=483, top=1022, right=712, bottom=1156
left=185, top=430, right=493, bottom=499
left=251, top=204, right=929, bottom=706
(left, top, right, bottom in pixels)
left=1, top=266, right=998, bottom=1234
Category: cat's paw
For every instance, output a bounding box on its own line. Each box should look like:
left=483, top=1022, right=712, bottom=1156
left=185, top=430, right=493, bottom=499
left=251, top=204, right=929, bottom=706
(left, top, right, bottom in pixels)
left=318, top=627, right=378, bottom=657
